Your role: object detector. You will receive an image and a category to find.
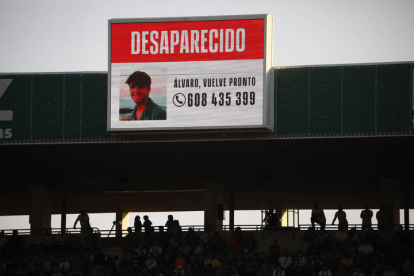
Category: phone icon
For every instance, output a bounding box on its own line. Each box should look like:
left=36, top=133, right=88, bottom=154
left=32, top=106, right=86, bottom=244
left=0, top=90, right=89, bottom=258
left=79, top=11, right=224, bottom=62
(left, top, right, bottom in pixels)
left=175, top=95, right=183, bottom=104
left=173, top=93, right=186, bottom=107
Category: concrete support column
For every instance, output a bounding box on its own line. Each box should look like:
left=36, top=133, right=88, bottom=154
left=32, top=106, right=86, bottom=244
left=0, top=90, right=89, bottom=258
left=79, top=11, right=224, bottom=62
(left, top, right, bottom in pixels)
left=115, top=210, right=130, bottom=238
left=204, top=182, right=225, bottom=231
left=229, top=189, right=235, bottom=231
left=30, top=183, right=53, bottom=235
left=379, top=178, right=401, bottom=229
left=403, top=181, right=410, bottom=230
left=61, top=192, right=67, bottom=234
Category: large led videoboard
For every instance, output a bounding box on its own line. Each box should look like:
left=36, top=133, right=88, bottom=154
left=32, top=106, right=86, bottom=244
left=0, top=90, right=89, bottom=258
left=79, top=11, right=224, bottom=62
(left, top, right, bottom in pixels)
left=108, top=14, right=273, bottom=131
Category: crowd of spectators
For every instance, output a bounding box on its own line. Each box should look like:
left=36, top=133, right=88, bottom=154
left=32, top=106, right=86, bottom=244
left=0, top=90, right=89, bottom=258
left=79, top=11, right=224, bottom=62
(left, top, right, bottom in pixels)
left=0, top=208, right=413, bottom=276
left=0, top=228, right=103, bottom=276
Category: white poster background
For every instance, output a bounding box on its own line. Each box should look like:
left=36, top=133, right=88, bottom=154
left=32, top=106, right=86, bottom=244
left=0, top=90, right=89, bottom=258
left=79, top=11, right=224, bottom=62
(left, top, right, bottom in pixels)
left=110, top=59, right=263, bottom=130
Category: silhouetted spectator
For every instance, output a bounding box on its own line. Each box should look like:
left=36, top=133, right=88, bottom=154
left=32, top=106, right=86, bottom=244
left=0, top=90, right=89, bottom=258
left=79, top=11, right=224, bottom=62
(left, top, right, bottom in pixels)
left=203, top=253, right=221, bottom=275
left=58, top=255, right=70, bottom=276
left=160, top=252, right=174, bottom=275
left=350, top=227, right=363, bottom=244
left=206, top=237, right=218, bottom=256
left=369, top=265, right=379, bottom=276
left=249, top=253, right=262, bottom=272
left=304, top=226, right=317, bottom=243
left=171, top=220, right=182, bottom=238
left=0, top=231, right=7, bottom=257
left=135, top=215, right=143, bottom=234
left=69, top=254, right=85, bottom=276
left=145, top=252, right=157, bottom=274
left=143, top=216, right=153, bottom=234
left=105, top=256, right=117, bottom=276
left=340, top=253, right=353, bottom=272
left=9, top=229, right=22, bottom=256
left=394, top=225, right=409, bottom=242
left=51, top=265, right=63, bottom=276
left=187, top=254, right=199, bottom=273
left=42, top=255, right=52, bottom=276
left=200, top=226, right=211, bottom=244
left=258, top=262, right=272, bottom=276
left=184, top=227, right=199, bottom=250
left=334, top=264, right=348, bottom=276
left=318, top=264, right=332, bottom=276
left=333, top=226, right=349, bottom=251
left=124, top=227, right=139, bottom=253
left=382, top=264, right=397, bottom=276
left=309, top=252, right=323, bottom=275
left=131, top=252, right=141, bottom=275
left=84, top=231, right=98, bottom=253
left=269, top=238, right=281, bottom=263
left=168, top=236, right=180, bottom=255
left=135, top=241, right=147, bottom=264
left=183, top=263, right=199, bottom=276
left=245, top=265, right=257, bottom=276
left=0, top=259, right=7, bottom=276
left=294, top=251, right=309, bottom=276
left=149, top=239, right=163, bottom=259
left=390, top=236, right=407, bottom=264
left=272, top=264, right=285, bottom=276
left=311, top=202, right=326, bottom=231
left=376, top=204, right=391, bottom=231
left=194, top=240, right=206, bottom=265
left=401, top=257, right=413, bottom=276
left=353, top=252, right=366, bottom=271
left=139, top=265, right=149, bottom=276
left=332, top=207, right=348, bottom=230
left=173, top=251, right=186, bottom=276
left=229, top=227, right=244, bottom=254
left=361, top=204, right=373, bottom=231
left=297, top=238, right=309, bottom=256
left=278, top=250, right=293, bottom=274
left=40, top=229, right=53, bottom=254
left=352, top=266, right=365, bottom=276
left=91, top=248, right=106, bottom=276
left=73, top=209, right=91, bottom=233
left=244, top=232, right=256, bottom=253
left=234, top=253, right=247, bottom=275
left=67, top=235, right=82, bottom=254
left=155, top=226, right=169, bottom=251
left=212, top=232, right=226, bottom=255
left=166, top=215, right=174, bottom=234
left=324, top=252, right=336, bottom=274
left=179, top=240, right=192, bottom=257
left=25, top=259, right=37, bottom=276
left=230, top=264, right=239, bottom=276
left=358, top=240, right=374, bottom=257
left=55, top=232, right=68, bottom=255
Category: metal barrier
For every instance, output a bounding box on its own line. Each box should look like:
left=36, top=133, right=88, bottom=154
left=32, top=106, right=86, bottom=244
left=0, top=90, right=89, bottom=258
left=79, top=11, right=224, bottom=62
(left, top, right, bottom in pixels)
left=1, top=223, right=412, bottom=237
left=0, top=227, right=101, bottom=236
left=297, top=223, right=410, bottom=231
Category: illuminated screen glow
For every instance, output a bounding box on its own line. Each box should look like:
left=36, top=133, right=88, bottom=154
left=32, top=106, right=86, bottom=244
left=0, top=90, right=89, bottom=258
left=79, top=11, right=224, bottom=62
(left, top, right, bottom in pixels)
left=108, top=16, right=272, bottom=131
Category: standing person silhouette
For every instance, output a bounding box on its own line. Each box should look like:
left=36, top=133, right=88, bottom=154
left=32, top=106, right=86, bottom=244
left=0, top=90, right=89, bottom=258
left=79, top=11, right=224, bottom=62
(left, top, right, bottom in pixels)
left=332, top=207, right=348, bottom=230
left=360, top=203, right=373, bottom=231
left=311, top=202, right=326, bottom=231
left=165, top=214, right=174, bottom=234
left=134, top=215, right=143, bottom=234
left=143, top=215, right=153, bottom=234
left=73, top=209, right=91, bottom=233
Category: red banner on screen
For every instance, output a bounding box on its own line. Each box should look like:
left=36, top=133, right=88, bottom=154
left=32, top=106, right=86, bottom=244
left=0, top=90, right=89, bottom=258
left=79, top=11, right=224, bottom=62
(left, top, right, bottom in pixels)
left=111, top=19, right=264, bottom=63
